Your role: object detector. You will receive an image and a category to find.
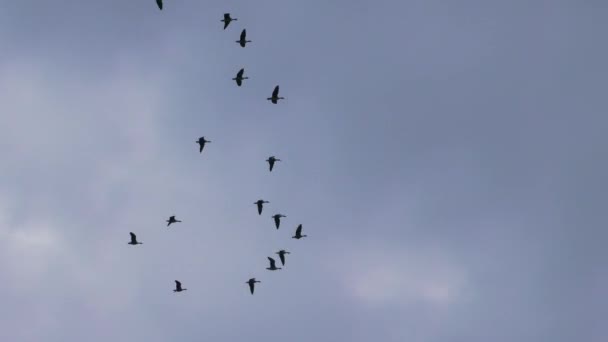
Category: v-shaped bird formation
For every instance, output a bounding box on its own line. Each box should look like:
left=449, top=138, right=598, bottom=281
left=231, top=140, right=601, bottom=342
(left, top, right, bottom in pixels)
left=127, top=5, right=309, bottom=296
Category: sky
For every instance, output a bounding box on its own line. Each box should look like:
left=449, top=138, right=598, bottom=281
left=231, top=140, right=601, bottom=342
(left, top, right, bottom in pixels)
left=0, top=0, right=606, bottom=341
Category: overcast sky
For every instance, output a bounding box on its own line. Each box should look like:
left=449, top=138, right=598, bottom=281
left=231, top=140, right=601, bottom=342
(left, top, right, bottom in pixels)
left=0, top=1, right=606, bottom=341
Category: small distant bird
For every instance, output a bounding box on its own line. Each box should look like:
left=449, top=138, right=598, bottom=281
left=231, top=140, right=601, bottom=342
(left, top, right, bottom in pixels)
left=222, top=13, right=237, bottom=30
left=128, top=232, right=142, bottom=245
left=292, top=224, right=307, bottom=239
left=267, top=85, right=285, bottom=104
left=276, top=250, right=290, bottom=266
left=246, top=278, right=261, bottom=295
left=272, top=214, right=286, bottom=229
left=254, top=199, right=269, bottom=215
left=166, top=216, right=181, bottom=227
left=174, top=280, right=187, bottom=292
left=266, top=257, right=281, bottom=271
left=233, top=68, right=248, bottom=87
left=156, top=0, right=163, bottom=10
left=266, top=156, right=281, bottom=172
left=236, top=29, right=251, bottom=47
left=196, top=137, right=211, bottom=153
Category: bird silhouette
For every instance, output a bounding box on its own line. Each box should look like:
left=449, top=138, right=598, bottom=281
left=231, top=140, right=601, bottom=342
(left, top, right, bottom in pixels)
left=276, top=250, right=290, bottom=266
left=156, top=0, right=162, bottom=10
left=266, top=257, right=281, bottom=271
left=196, top=137, right=211, bottom=153
left=292, top=224, right=307, bottom=239
left=272, top=214, right=286, bottom=229
left=128, top=232, right=142, bottom=245
left=266, top=156, right=281, bottom=172
left=222, top=13, right=237, bottom=29
left=267, top=85, right=285, bottom=104
left=233, top=68, right=248, bottom=87
left=166, top=216, right=181, bottom=227
left=254, top=199, right=269, bottom=215
left=246, top=278, right=261, bottom=294
left=236, top=29, right=251, bottom=47
left=174, top=280, right=187, bottom=292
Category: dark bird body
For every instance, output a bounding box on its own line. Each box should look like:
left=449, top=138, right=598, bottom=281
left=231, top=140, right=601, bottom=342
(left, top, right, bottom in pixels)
left=196, top=137, right=211, bottom=153
left=254, top=200, right=269, bottom=215
left=222, top=13, right=237, bottom=29
left=276, top=250, right=290, bottom=266
left=266, top=257, right=281, bottom=271
left=272, top=214, right=286, bottom=229
left=266, top=156, right=281, bottom=172
left=166, top=215, right=181, bottom=227
left=128, top=232, right=142, bottom=245
left=267, top=85, right=285, bottom=104
left=156, top=0, right=162, bottom=10
left=236, top=29, right=251, bottom=47
left=233, top=68, right=248, bottom=86
left=246, top=278, right=261, bottom=294
left=292, top=224, right=307, bottom=239
left=174, top=280, right=187, bottom=292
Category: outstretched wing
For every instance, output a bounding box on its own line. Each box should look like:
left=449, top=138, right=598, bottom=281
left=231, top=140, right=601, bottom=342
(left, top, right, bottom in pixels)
left=240, top=29, right=246, bottom=41
left=156, top=0, right=163, bottom=10
left=175, top=280, right=182, bottom=290
left=237, top=68, right=244, bottom=78
left=268, top=257, right=276, bottom=268
left=130, top=232, right=137, bottom=243
left=296, top=224, right=302, bottom=236
left=272, top=85, right=279, bottom=97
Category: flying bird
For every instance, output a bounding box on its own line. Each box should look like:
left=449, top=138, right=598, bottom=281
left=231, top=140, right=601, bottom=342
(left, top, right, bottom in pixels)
left=266, top=156, right=281, bottom=172
left=272, top=214, right=286, bottom=229
left=266, top=257, right=282, bottom=271
left=166, top=216, right=181, bottom=227
left=128, top=232, right=142, bottom=245
left=276, top=250, right=290, bottom=266
left=254, top=199, right=269, bottom=215
left=222, top=13, right=237, bottom=29
left=292, top=224, right=307, bottom=239
left=236, top=29, right=251, bottom=47
left=174, top=280, right=187, bottom=292
left=196, top=137, right=211, bottom=153
left=267, top=85, right=285, bottom=104
left=156, top=0, right=162, bottom=10
left=233, top=68, right=248, bottom=86
left=246, top=278, right=260, bottom=295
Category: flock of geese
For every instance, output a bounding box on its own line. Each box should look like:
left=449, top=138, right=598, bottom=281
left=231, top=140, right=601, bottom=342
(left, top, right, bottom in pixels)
left=128, top=2, right=308, bottom=296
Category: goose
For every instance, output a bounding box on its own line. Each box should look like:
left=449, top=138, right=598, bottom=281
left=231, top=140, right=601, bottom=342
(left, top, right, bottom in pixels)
left=266, top=257, right=281, bottom=271
left=156, top=0, right=162, bottom=10
left=166, top=215, right=181, bottom=227
left=174, top=280, right=187, bottom=292
left=233, top=68, right=248, bottom=86
left=267, top=85, right=284, bottom=104
left=128, top=232, right=142, bottom=245
left=292, top=224, right=307, bottom=239
left=266, top=156, right=281, bottom=172
left=276, top=250, right=290, bottom=266
left=246, top=278, right=261, bottom=295
left=196, top=137, right=211, bottom=153
left=236, top=29, right=251, bottom=47
left=254, top=199, right=269, bottom=215
left=272, top=214, right=286, bottom=229
left=222, top=13, right=237, bottom=30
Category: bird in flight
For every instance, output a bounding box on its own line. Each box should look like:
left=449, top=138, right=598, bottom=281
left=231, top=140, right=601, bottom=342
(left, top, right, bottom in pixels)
left=276, top=250, right=290, bottom=266
left=292, top=224, right=307, bottom=239
left=236, top=29, right=251, bottom=47
left=128, top=232, right=142, bottom=245
left=246, top=278, right=260, bottom=295
left=156, top=0, right=163, bottom=10
left=174, top=280, right=187, bottom=292
left=166, top=216, right=181, bottom=227
left=196, top=137, right=211, bottom=153
left=266, top=257, right=281, bottom=271
left=272, top=214, right=286, bottom=229
left=267, top=85, right=285, bottom=104
left=222, top=13, right=237, bottom=29
left=233, top=68, right=249, bottom=87
left=254, top=199, right=269, bottom=215
left=266, top=156, right=281, bottom=172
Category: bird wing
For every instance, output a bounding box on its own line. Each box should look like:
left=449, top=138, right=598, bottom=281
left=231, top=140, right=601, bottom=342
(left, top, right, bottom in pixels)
left=240, top=29, right=246, bottom=40
left=130, top=232, right=136, bottom=243
left=175, top=280, right=182, bottom=290
left=296, top=224, right=302, bottom=235
left=236, top=78, right=242, bottom=86
left=272, top=85, right=279, bottom=97
left=224, top=13, right=230, bottom=20
left=199, top=143, right=204, bottom=152
left=248, top=281, right=254, bottom=294
left=279, top=253, right=285, bottom=265
left=237, top=68, right=244, bottom=78
left=224, top=21, right=229, bottom=29
left=268, top=257, right=276, bottom=268
left=156, top=0, right=163, bottom=10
